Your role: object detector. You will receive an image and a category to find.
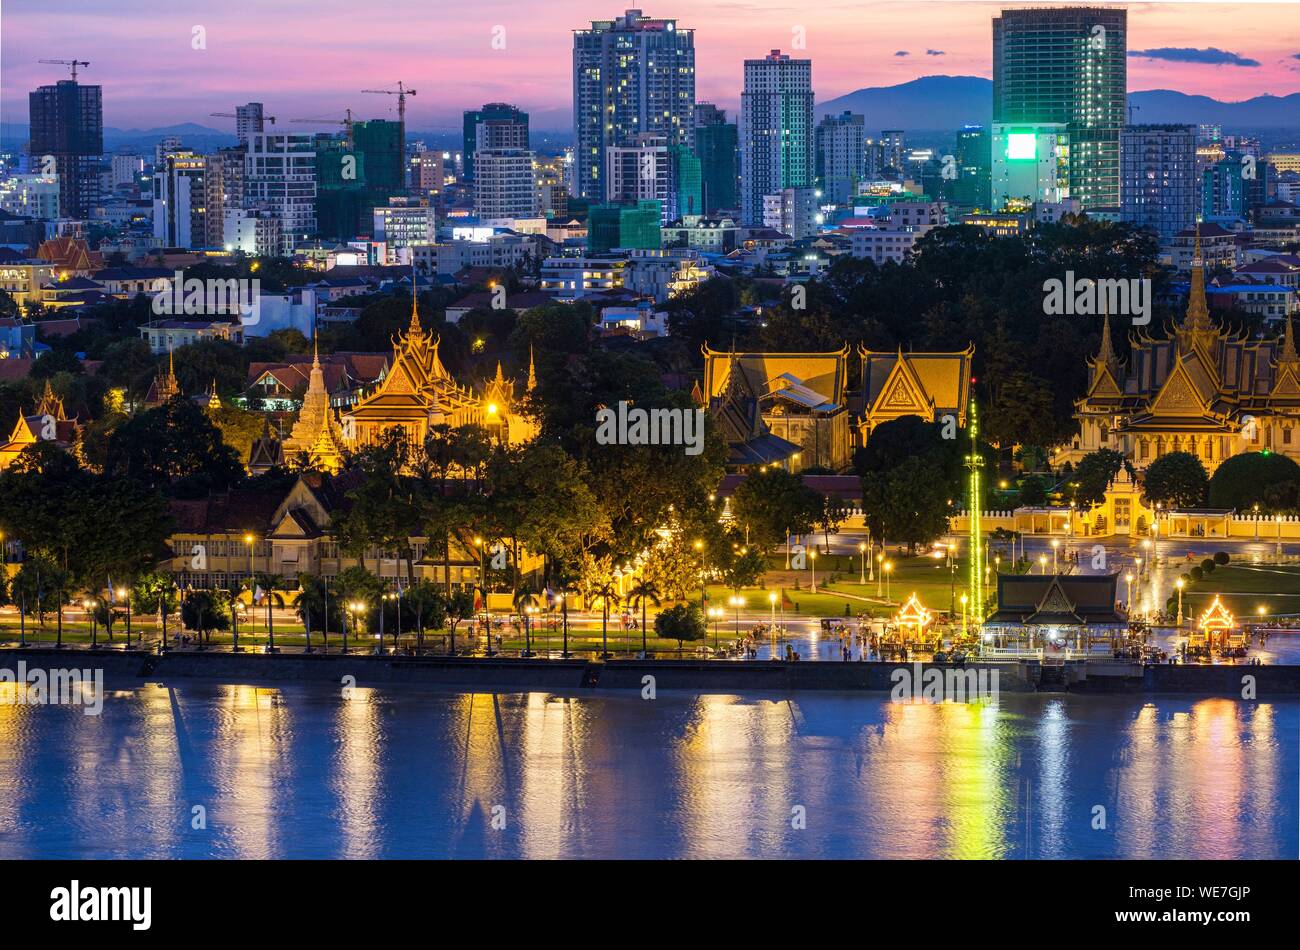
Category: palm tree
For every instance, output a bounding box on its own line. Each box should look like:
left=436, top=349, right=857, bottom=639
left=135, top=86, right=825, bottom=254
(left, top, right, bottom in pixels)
left=628, top=579, right=661, bottom=658
left=513, top=585, right=540, bottom=657
left=592, top=581, right=621, bottom=659
left=252, top=572, right=284, bottom=652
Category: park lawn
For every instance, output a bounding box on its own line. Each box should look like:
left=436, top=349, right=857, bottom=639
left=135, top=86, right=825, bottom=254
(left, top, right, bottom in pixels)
left=827, top=554, right=970, bottom=616
left=1180, top=564, right=1300, bottom=619
left=701, top=582, right=869, bottom=620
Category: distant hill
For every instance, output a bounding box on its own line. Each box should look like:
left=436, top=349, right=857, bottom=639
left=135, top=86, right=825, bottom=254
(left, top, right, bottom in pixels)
left=817, top=75, right=1300, bottom=131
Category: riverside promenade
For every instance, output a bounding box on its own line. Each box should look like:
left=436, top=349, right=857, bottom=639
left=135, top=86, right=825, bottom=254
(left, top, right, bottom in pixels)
left=4, top=645, right=1300, bottom=696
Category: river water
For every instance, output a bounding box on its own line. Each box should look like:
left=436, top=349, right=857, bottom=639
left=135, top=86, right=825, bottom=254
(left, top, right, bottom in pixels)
left=0, top=682, right=1294, bottom=859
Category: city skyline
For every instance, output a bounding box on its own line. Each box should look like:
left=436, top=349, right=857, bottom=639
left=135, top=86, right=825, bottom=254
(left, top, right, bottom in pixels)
left=2, top=1, right=1298, bottom=130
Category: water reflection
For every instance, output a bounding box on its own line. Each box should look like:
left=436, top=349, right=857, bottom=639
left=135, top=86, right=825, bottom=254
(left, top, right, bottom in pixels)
left=0, top=684, right=1292, bottom=859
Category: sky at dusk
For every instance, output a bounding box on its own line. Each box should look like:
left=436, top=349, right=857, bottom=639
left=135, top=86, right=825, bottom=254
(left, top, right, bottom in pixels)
left=2, top=0, right=1298, bottom=131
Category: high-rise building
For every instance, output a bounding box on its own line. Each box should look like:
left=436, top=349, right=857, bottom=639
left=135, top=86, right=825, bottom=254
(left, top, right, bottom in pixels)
left=474, top=148, right=539, bottom=219
left=152, top=151, right=207, bottom=248
left=408, top=147, right=445, bottom=195
left=110, top=154, right=144, bottom=188
left=740, top=50, right=814, bottom=227
left=952, top=125, right=991, bottom=212
left=993, top=6, right=1126, bottom=210
left=0, top=174, right=60, bottom=219
left=205, top=146, right=245, bottom=248
left=816, top=111, right=866, bottom=206
left=1202, top=151, right=1271, bottom=222
left=694, top=103, right=737, bottom=214
left=572, top=9, right=696, bottom=201
left=462, top=103, right=529, bottom=181
left=534, top=156, right=569, bottom=218
left=244, top=133, right=316, bottom=254
left=762, top=187, right=818, bottom=239
left=1120, top=124, right=1196, bottom=242
left=880, top=130, right=906, bottom=175
left=352, top=120, right=405, bottom=197
left=606, top=134, right=670, bottom=221
left=236, top=103, right=266, bottom=146
left=671, top=145, right=702, bottom=220
left=28, top=78, right=103, bottom=219
left=991, top=123, right=1070, bottom=208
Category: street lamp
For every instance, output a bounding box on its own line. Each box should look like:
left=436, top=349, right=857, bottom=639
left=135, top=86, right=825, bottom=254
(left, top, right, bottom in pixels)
left=809, top=549, right=817, bottom=592
left=884, top=560, right=893, bottom=602
left=858, top=542, right=866, bottom=584
left=960, top=592, right=968, bottom=637
left=694, top=539, right=706, bottom=608
left=730, top=595, right=744, bottom=639
left=116, top=587, right=131, bottom=645
left=1051, top=537, right=1059, bottom=573
left=345, top=600, right=363, bottom=654
left=84, top=598, right=97, bottom=648
left=1175, top=578, right=1185, bottom=628
left=708, top=606, right=722, bottom=651
left=876, top=554, right=885, bottom=597
left=1125, top=572, right=1133, bottom=612
left=1254, top=503, right=1260, bottom=541
left=768, top=590, right=777, bottom=628
left=1039, top=554, right=1047, bottom=575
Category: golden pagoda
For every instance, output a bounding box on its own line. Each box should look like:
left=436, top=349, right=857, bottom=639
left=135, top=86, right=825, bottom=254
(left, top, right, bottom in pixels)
left=1068, top=231, right=1300, bottom=473
left=283, top=338, right=345, bottom=472
left=340, top=272, right=536, bottom=451
left=0, top=381, right=81, bottom=470
left=144, top=349, right=181, bottom=407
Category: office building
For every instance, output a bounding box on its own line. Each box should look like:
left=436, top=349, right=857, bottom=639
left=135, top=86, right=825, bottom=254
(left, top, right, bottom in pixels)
left=880, top=130, right=906, bottom=175
left=572, top=9, right=696, bottom=200
left=236, top=102, right=267, bottom=145
left=694, top=103, right=737, bottom=214
left=740, top=50, right=814, bottom=226
left=605, top=134, right=671, bottom=222
left=991, top=123, right=1070, bottom=208
left=1120, top=124, right=1196, bottom=242
left=28, top=78, right=103, bottom=218
left=152, top=151, right=207, bottom=248
left=817, top=112, right=867, bottom=206
left=0, top=174, right=60, bottom=219
left=993, top=6, right=1126, bottom=210
left=462, top=104, right=529, bottom=181
left=952, top=125, right=991, bottom=213
left=762, top=187, right=818, bottom=239
left=244, top=133, right=316, bottom=254
left=474, top=148, right=539, bottom=219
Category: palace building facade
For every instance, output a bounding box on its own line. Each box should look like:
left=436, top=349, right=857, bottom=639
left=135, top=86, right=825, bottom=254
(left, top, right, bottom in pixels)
left=700, top=342, right=974, bottom=472
left=1068, top=241, right=1299, bottom=474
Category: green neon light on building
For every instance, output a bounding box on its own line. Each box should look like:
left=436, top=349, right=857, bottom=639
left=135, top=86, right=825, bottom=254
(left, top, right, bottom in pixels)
left=966, top=400, right=985, bottom=626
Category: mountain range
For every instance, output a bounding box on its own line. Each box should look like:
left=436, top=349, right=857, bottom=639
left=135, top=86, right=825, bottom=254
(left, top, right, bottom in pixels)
left=817, top=75, right=1300, bottom=131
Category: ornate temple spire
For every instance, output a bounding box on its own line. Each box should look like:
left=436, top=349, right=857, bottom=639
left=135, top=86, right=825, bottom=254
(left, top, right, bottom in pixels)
left=1184, top=227, right=1213, bottom=333
left=527, top=343, right=537, bottom=391
left=1095, top=311, right=1117, bottom=368
left=407, top=263, right=424, bottom=338
left=35, top=380, right=66, bottom=420
left=1282, top=313, right=1299, bottom=364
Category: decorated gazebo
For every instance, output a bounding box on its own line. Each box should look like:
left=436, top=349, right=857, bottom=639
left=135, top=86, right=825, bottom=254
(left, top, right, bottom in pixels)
left=893, top=593, right=933, bottom=642
left=1191, top=596, right=1243, bottom=652
left=984, top=573, right=1126, bottom=655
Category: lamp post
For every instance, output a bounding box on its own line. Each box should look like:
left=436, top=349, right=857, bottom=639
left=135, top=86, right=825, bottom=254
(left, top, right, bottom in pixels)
left=876, top=554, right=884, bottom=597
left=708, top=606, right=722, bottom=652
left=1277, top=513, right=1284, bottom=555
left=1125, top=572, right=1134, bottom=613
left=1254, top=503, right=1260, bottom=541
left=1039, top=554, right=1047, bottom=575
left=345, top=600, right=361, bottom=654
left=768, top=590, right=777, bottom=630
left=1175, top=578, right=1185, bottom=628
left=809, top=549, right=817, bottom=592
left=858, top=542, right=866, bottom=584
left=1141, top=539, right=1151, bottom=576
left=1051, top=537, right=1059, bottom=574
left=884, top=561, right=893, bottom=603
left=694, top=539, right=707, bottom=608
left=84, top=599, right=97, bottom=648
left=960, top=593, right=968, bottom=638
left=117, top=587, right=131, bottom=645
left=730, top=595, right=744, bottom=639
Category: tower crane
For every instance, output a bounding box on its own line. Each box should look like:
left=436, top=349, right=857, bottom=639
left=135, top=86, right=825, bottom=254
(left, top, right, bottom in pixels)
left=290, top=109, right=355, bottom=147
left=38, top=59, right=90, bottom=80
left=361, top=82, right=417, bottom=128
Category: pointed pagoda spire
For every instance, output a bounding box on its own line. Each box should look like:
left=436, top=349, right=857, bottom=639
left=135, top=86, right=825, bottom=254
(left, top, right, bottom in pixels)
left=527, top=343, right=537, bottom=391
left=1184, top=224, right=1213, bottom=333
left=407, top=261, right=424, bottom=338
left=1096, top=311, right=1117, bottom=368
left=1283, top=313, right=1298, bottom=362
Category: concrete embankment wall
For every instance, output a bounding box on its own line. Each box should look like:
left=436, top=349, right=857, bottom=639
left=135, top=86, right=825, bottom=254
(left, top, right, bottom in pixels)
left=2, top=648, right=1299, bottom=695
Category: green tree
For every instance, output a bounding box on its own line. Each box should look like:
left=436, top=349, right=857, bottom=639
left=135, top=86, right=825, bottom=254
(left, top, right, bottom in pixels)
left=1072, top=449, right=1130, bottom=507
left=654, top=602, right=707, bottom=656
left=445, top=587, right=474, bottom=654
left=132, top=571, right=179, bottom=644
left=1142, top=451, right=1209, bottom=508
left=627, top=578, right=661, bottom=657
left=862, top=455, right=953, bottom=554
left=181, top=590, right=230, bottom=646
left=1208, top=452, right=1300, bottom=512
left=731, top=468, right=823, bottom=552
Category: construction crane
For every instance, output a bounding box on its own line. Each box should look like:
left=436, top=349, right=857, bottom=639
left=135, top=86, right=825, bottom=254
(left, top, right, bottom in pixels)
left=361, top=82, right=417, bottom=128
left=209, top=111, right=278, bottom=127
left=290, top=109, right=355, bottom=147
left=38, top=59, right=90, bottom=80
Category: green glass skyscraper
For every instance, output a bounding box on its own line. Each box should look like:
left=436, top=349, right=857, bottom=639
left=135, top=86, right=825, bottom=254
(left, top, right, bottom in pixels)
left=993, top=6, right=1126, bottom=210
